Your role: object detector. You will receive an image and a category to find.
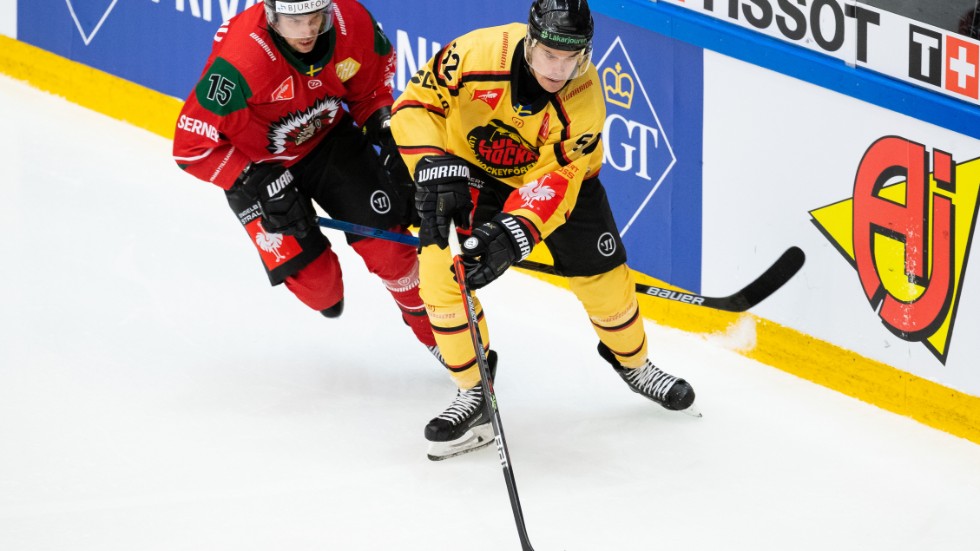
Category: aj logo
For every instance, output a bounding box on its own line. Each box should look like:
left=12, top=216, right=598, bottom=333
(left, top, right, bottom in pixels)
left=810, top=136, right=980, bottom=363
left=65, top=0, right=119, bottom=45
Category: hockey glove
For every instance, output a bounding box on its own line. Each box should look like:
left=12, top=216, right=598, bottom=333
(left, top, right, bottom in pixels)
left=414, top=155, right=473, bottom=248
left=239, top=163, right=317, bottom=238
left=461, top=213, right=539, bottom=290
left=363, top=107, right=418, bottom=227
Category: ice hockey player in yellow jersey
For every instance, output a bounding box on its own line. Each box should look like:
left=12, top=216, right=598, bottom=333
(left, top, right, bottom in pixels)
left=392, top=0, right=698, bottom=461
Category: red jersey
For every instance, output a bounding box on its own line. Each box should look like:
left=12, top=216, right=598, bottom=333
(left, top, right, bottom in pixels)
left=173, top=1, right=396, bottom=190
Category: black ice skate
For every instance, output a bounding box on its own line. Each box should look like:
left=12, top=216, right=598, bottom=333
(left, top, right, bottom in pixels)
left=425, top=350, right=497, bottom=461
left=598, top=343, right=700, bottom=417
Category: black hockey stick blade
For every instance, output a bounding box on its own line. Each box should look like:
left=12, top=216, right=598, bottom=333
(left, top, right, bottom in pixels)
left=515, top=246, right=805, bottom=313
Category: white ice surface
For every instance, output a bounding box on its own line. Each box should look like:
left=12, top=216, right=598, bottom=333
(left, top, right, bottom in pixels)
left=2, top=74, right=980, bottom=551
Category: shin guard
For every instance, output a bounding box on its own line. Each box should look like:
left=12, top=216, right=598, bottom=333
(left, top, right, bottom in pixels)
left=352, top=232, right=436, bottom=347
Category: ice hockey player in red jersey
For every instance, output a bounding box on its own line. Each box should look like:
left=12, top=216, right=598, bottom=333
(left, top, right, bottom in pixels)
left=173, top=0, right=439, bottom=357
left=391, top=0, right=698, bottom=460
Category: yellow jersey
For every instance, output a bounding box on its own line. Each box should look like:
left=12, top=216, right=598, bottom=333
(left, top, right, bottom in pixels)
left=391, top=23, right=605, bottom=239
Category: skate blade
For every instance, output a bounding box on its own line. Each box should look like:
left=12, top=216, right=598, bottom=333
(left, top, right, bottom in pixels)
left=679, top=403, right=702, bottom=418
left=426, top=423, right=494, bottom=461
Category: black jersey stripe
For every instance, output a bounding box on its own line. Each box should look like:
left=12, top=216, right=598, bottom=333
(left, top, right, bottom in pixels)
left=604, top=335, right=647, bottom=359
left=400, top=145, right=447, bottom=156
left=392, top=100, right=446, bottom=118
left=591, top=307, right=641, bottom=332
left=550, top=96, right=575, bottom=165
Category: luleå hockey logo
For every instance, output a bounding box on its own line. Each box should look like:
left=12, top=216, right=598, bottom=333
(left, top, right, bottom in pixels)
left=810, top=137, right=980, bottom=364
left=465, top=119, right=539, bottom=178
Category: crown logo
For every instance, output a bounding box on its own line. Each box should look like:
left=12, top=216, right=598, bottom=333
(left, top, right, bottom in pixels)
left=602, top=62, right=634, bottom=109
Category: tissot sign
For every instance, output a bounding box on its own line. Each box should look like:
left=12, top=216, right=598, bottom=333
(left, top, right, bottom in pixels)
left=663, top=0, right=980, bottom=107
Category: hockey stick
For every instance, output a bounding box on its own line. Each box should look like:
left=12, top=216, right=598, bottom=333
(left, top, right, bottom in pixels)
left=316, top=217, right=421, bottom=247
left=316, top=217, right=805, bottom=312
left=513, top=251, right=805, bottom=312
left=447, top=221, right=536, bottom=551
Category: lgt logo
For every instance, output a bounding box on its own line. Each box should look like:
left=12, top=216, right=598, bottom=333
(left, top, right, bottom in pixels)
left=594, top=37, right=676, bottom=237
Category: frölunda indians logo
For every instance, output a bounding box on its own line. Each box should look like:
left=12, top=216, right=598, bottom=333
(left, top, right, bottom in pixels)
left=810, top=137, right=980, bottom=363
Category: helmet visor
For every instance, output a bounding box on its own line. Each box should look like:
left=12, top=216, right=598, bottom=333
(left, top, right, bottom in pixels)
left=268, top=0, right=333, bottom=40
left=524, top=37, right=591, bottom=81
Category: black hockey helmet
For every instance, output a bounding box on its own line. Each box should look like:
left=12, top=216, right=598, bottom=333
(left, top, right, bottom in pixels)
left=525, top=0, right=594, bottom=80
left=263, top=0, right=334, bottom=39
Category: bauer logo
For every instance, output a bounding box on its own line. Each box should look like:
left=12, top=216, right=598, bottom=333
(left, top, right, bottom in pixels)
left=810, top=137, right=980, bottom=364
left=594, top=37, right=676, bottom=239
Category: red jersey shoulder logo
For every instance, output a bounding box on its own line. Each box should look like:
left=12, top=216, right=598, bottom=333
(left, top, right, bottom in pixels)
left=473, top=88, right=504, bottom=110
left=272, top=77, right=294, bottom=102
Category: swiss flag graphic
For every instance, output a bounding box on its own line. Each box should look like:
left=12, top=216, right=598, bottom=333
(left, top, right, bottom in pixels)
left=945, top=35, right=979, bottom=100
left=272, top=77, right=295, bottom=102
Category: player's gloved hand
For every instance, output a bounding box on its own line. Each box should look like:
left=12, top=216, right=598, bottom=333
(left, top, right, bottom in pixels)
left=238, top=163, right=316, bottom=238
left=363, top=107, right=418, bottom=228
left=414, top=155, right=473, bottom=248
left=461, top=213, right=539, bottom=290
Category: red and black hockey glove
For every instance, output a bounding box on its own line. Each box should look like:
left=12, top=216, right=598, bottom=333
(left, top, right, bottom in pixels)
left=238, top=163, right=317, bottom=238
left=460, top=213, right=539, bottom=290
left=414, top=155, right=473, bottom=249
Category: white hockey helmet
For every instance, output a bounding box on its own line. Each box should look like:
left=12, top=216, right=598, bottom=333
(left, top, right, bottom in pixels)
left=263, top=0, right=334, bottom=40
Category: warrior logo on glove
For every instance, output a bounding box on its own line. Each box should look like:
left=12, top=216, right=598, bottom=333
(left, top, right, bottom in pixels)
left=460, top=213, right=539, bottom=290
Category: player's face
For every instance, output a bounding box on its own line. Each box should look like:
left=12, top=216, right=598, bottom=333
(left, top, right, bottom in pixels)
left=274, top=12, right=330, bottom=53
left=526, top=43, right=586, bottom=93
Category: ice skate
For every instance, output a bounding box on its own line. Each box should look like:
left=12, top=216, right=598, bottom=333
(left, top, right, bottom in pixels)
left=425, top=351, right=497, bottom=460
left=598, top=343, right=700, bottom=417
left=427, top=344, right=447, bottom=368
